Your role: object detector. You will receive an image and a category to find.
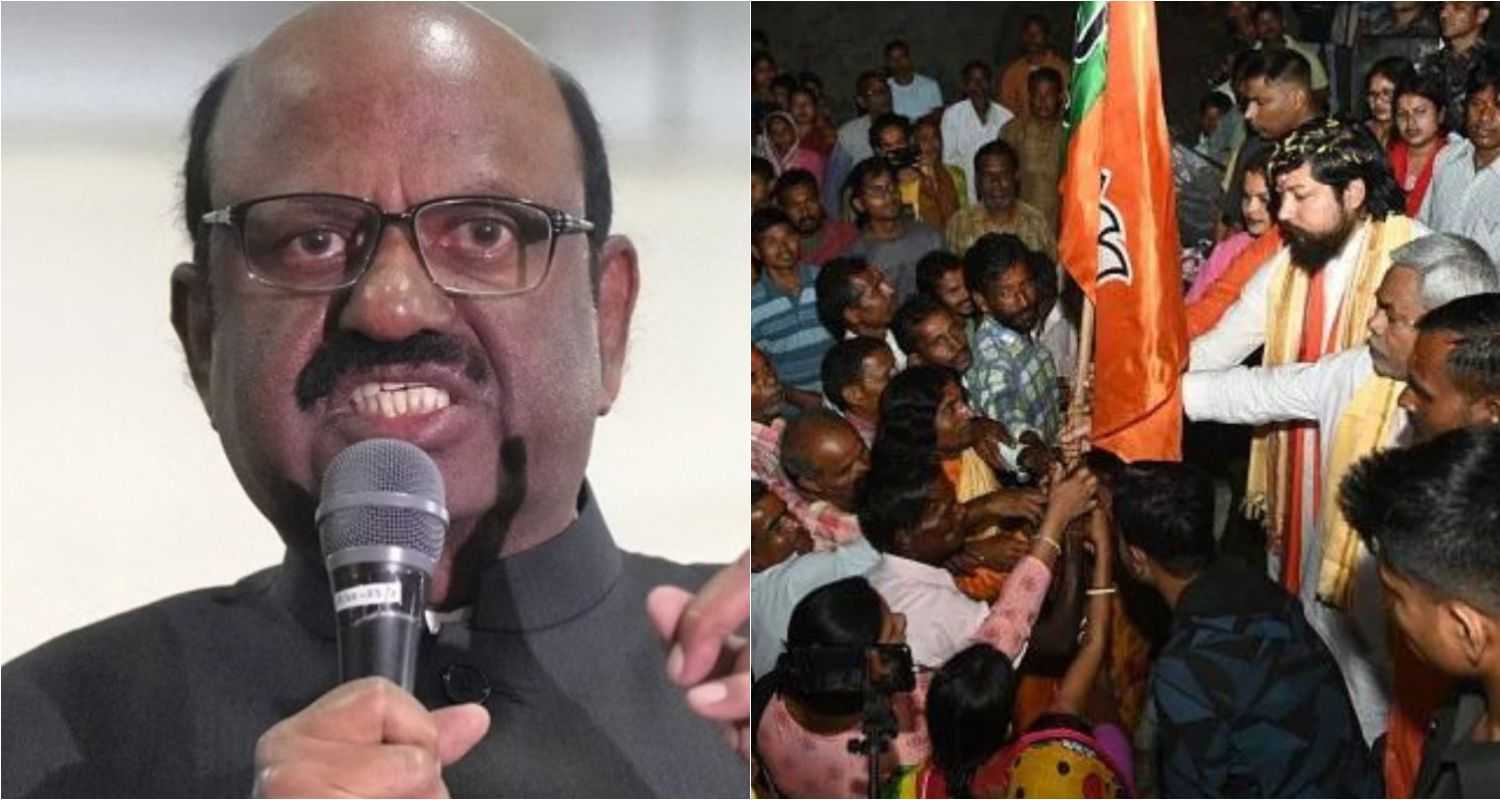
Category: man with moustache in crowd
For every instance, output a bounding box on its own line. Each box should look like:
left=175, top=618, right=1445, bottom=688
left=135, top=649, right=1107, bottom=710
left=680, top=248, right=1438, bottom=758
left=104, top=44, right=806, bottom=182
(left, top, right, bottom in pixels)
left=944, top=60, right=1013, bottom=205
left=916, top=249, right=980, bottom=345
left=820, top=337, right=897, bottom=447
left=846, top=159, right=945, bottom=304
left=778, top=410, right=872, bottom=550
left=1191, top=119, right=1423, bottom=616
left=1, top=5, right=746, bottom=797
left=1422, top=53, right=1500, bottom=264
left=944, top=140, right=1055, bottom=260
left=893, top=293, right=974, bottom=375
left=773, top=168, right=859, bottom=268
left=1183, top=234, right=1498, bottom=754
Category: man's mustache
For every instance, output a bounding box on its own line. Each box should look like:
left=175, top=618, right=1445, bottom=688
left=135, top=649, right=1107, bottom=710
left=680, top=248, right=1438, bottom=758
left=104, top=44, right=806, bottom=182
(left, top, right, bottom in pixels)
left=294, top=331, right=489, bottom=411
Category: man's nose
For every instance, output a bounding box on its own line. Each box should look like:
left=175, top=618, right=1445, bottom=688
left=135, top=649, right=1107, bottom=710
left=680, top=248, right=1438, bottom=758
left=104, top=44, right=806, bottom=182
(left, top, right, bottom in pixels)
left=338, top=224, right=457, bottom=341
left=1277, top=197, right=1295, bottom=224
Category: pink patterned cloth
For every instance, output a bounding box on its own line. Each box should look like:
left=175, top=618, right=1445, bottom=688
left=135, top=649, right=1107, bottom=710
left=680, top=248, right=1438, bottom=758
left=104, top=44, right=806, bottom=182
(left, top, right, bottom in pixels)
left=756, top=556, right=1054, bottom=797
left=1184, top=231, right=1254, bottom=305
left=758, top=673, right=933, bottom=798
left=751, top=420, right=863, bottom=549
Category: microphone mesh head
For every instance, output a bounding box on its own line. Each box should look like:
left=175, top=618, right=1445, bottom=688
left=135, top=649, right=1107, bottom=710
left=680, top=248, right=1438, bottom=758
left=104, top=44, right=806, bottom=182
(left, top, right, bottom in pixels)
left=318, top=439, right=447, bottom=563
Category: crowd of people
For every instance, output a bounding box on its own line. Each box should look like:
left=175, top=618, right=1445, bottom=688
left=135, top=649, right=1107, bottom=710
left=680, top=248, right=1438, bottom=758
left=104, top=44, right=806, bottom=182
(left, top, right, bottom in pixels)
left=750, top=4, right=1500, bottom=798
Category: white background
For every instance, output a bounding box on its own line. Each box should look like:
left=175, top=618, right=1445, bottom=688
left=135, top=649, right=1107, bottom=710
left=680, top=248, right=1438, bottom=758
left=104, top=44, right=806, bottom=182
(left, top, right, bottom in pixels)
left=1, top=2, right=748, bottom=662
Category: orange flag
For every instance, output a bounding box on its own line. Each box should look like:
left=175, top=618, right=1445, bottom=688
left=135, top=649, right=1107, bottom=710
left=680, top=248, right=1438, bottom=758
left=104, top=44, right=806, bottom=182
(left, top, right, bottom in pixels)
left=1058, top=1, right=1187, bottom=461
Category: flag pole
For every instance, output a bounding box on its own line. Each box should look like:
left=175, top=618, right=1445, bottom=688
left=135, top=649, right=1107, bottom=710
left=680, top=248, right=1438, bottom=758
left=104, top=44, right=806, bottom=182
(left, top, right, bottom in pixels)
left=1064, top=294, right=1096, bottom=467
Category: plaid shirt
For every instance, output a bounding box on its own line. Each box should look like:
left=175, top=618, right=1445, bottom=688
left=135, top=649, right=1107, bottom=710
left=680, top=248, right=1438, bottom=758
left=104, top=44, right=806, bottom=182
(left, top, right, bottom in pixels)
left=964, top=317, right=1061, bottom=448
left=750, top=419, right=862, bottom=549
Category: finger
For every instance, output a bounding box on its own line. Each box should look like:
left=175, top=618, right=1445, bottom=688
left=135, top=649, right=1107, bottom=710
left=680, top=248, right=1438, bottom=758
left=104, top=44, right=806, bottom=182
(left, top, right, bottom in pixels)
left=665, top=552, right=751, bottom=686
left=279, top=678, right=438, bottom=752
left=683, top=670, right=751, bottom=722
left=431, top=704, right=490, bottom=766
left=645, top=585, right=693, bottom=644
left=258, top=740, right=439, bottom=799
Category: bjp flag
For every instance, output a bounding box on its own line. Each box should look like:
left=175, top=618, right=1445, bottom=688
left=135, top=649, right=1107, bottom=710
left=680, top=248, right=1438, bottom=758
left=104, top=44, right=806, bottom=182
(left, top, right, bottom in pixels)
left=1058, top=0, right=1187, bottom=462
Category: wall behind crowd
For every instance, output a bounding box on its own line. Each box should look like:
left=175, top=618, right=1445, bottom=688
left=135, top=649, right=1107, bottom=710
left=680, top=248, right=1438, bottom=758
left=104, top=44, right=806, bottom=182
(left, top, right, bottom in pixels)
left=0, top=2, right=746, bottom=661
left=755, top=2, right=1273, bottom=140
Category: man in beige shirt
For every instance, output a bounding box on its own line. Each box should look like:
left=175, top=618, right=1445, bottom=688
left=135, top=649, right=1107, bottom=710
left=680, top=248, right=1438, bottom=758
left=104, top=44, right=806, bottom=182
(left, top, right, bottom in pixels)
left=944, top=139, right=1056, bottom=258
left=1000, top=66, right=1066, bottom=236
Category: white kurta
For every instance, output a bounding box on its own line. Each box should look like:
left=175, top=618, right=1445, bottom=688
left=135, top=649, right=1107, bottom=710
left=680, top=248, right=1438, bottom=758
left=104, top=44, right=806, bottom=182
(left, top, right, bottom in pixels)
left=1183, top=344, right=1410, bottom=743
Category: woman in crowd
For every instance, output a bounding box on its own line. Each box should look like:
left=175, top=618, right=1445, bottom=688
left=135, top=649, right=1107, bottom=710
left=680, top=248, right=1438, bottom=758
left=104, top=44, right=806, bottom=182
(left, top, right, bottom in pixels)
left=913, top=114, right=968, bottom=231
left=755, top=462, right=1098, bottom=797
left=1185, top=148, right=1273, bottom=303
left=1390, top=70, right=1455, bottom=218
left=760, top=110, right=827, bottom=183
left=869, top=366, right=1043, bottom=602
left=789, top=85, right=836, bottom=158
left=1363, top=57, right=1414, bottom=149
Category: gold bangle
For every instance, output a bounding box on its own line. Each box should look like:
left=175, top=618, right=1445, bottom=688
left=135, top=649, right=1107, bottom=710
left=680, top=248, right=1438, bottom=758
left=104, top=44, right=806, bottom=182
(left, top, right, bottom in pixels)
left=1038, top=537, right=1063, bottom=557
left=1086, top=586, right=1117, bottom=596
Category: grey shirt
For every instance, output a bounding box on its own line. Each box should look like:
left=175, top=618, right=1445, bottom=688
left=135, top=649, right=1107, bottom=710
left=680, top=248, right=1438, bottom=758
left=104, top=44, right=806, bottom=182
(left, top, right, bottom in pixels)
left=848, top=221, right=945, bottom=305
left=1, top=486, right=745, bottom=798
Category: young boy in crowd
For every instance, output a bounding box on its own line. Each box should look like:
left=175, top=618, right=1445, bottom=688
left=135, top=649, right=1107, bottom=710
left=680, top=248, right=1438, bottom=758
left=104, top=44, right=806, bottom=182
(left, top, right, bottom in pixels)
left=1340, top=426, right=1500, bottom=798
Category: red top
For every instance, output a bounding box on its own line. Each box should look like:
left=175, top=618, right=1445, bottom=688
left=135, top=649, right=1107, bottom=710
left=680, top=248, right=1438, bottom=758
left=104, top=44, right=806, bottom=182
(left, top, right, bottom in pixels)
left=1388, top=138, right=1448, bottom=218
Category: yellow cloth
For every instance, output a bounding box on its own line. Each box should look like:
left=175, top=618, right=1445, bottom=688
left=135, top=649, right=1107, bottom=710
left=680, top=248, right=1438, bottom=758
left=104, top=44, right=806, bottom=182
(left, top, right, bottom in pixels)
left=1245, top=216, right=1415, bottom=579
left=1317, top=374, right=1405, bottom=608
left=944, top=201, right=1057, bottom=260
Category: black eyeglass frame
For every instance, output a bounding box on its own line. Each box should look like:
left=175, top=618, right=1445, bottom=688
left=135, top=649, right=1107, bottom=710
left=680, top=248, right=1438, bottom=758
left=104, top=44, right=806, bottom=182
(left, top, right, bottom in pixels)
left=199, top=192, right=595, bottom=297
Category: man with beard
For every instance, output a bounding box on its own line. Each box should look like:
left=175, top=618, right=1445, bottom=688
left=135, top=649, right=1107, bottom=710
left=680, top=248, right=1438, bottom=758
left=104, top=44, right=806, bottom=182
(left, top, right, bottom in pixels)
left=1182, top=234, right=1498, bottom=749
left=773, top=168, right=859, bottom=267
left=962, top=234, right=1061, bottom=479
left=846, top=158, right=945, bottom=304
left=944, top=140, right=1055, bottom=259
left=1421, top=54, right=1500, bottom=264
left=916, top=249, right=980, bottom=344
left=1190, top=118, right=1422, bottom=611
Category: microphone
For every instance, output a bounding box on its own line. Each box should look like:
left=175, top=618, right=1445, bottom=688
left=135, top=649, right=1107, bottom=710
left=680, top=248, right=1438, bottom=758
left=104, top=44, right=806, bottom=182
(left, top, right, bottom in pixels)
left=316, top=438, right=448, bottom=691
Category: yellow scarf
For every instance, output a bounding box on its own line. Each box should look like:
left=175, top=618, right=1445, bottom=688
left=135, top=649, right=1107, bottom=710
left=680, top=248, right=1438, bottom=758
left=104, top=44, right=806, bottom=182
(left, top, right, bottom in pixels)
left=1245, top=215, right=1415, bottom=582
left=1317, top=374, right=1405, bottom=608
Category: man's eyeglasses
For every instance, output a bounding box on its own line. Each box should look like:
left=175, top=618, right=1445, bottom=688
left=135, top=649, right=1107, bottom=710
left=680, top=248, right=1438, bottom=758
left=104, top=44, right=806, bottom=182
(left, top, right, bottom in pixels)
left=199, top=193, right=594, bottom=296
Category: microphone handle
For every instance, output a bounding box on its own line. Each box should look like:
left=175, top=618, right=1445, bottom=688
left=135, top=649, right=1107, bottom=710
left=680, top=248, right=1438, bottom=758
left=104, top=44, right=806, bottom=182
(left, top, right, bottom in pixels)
left=327, top=554, right=430, bottom=692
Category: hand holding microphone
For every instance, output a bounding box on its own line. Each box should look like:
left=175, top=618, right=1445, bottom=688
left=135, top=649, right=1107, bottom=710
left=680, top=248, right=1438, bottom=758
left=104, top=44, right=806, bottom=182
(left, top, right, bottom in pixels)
left=254, top=440, right=490, bottom=798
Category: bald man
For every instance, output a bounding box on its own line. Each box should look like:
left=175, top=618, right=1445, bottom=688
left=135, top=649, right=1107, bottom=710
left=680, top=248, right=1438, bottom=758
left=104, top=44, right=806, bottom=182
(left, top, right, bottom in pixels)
left=0, top=5, right=745, bottom=797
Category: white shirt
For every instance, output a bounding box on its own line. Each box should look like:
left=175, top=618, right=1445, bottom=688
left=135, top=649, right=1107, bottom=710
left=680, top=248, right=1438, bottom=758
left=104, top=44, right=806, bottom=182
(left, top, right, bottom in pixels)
left=867, top=554, right=989, bottom=669
left=1419, top=137, right=1500, bottom=266
left=888, top=73, right=943, bottom=120
left=836, top=116, right=874, bottom=165
left=941, top=99, right=1013, bottom=204
left=751, top=537, right=882, bottom=679
left=1190, top=220, right=1395, bottom=371
left=1182, top=344, right=1408, bottom=742
left=1254, top=36, right=1329, bottom=91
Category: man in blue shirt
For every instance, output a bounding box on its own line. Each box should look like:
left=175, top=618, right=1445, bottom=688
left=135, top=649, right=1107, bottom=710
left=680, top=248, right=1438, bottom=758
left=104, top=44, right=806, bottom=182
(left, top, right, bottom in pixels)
left=753, top=207, right=835, bottom=392
left=1109, top=459, right=1378, bottom=797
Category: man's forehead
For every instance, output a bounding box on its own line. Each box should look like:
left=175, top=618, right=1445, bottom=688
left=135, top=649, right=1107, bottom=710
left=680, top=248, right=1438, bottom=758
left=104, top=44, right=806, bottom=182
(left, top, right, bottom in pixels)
left=209, top=4, right=579, bottom=206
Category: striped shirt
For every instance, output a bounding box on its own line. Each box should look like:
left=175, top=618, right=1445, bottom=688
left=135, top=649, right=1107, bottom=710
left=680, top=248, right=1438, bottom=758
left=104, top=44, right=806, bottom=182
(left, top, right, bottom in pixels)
left=752, top=263, right=836, bottom=392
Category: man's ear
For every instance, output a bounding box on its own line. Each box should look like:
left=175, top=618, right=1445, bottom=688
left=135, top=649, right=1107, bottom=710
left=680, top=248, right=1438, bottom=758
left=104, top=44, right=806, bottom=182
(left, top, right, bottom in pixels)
left=1342, top=177, right=1367, bottom=215
left=594, top=235, right=639, bottom=415
left=1447, top=600, right=1494, bottom=669
left=170, top=262, right=214, bottom=422
left=851, top=194, right=867, bottom=216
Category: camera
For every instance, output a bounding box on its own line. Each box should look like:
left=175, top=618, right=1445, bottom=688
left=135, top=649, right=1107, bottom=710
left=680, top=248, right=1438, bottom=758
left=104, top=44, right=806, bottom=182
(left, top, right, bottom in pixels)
left=781, top=643, right=916, bottom=695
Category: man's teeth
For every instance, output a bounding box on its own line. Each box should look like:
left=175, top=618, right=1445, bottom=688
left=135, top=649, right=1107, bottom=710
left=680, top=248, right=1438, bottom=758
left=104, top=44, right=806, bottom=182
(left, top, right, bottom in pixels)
left=350, top=382, right=451, bottom=418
